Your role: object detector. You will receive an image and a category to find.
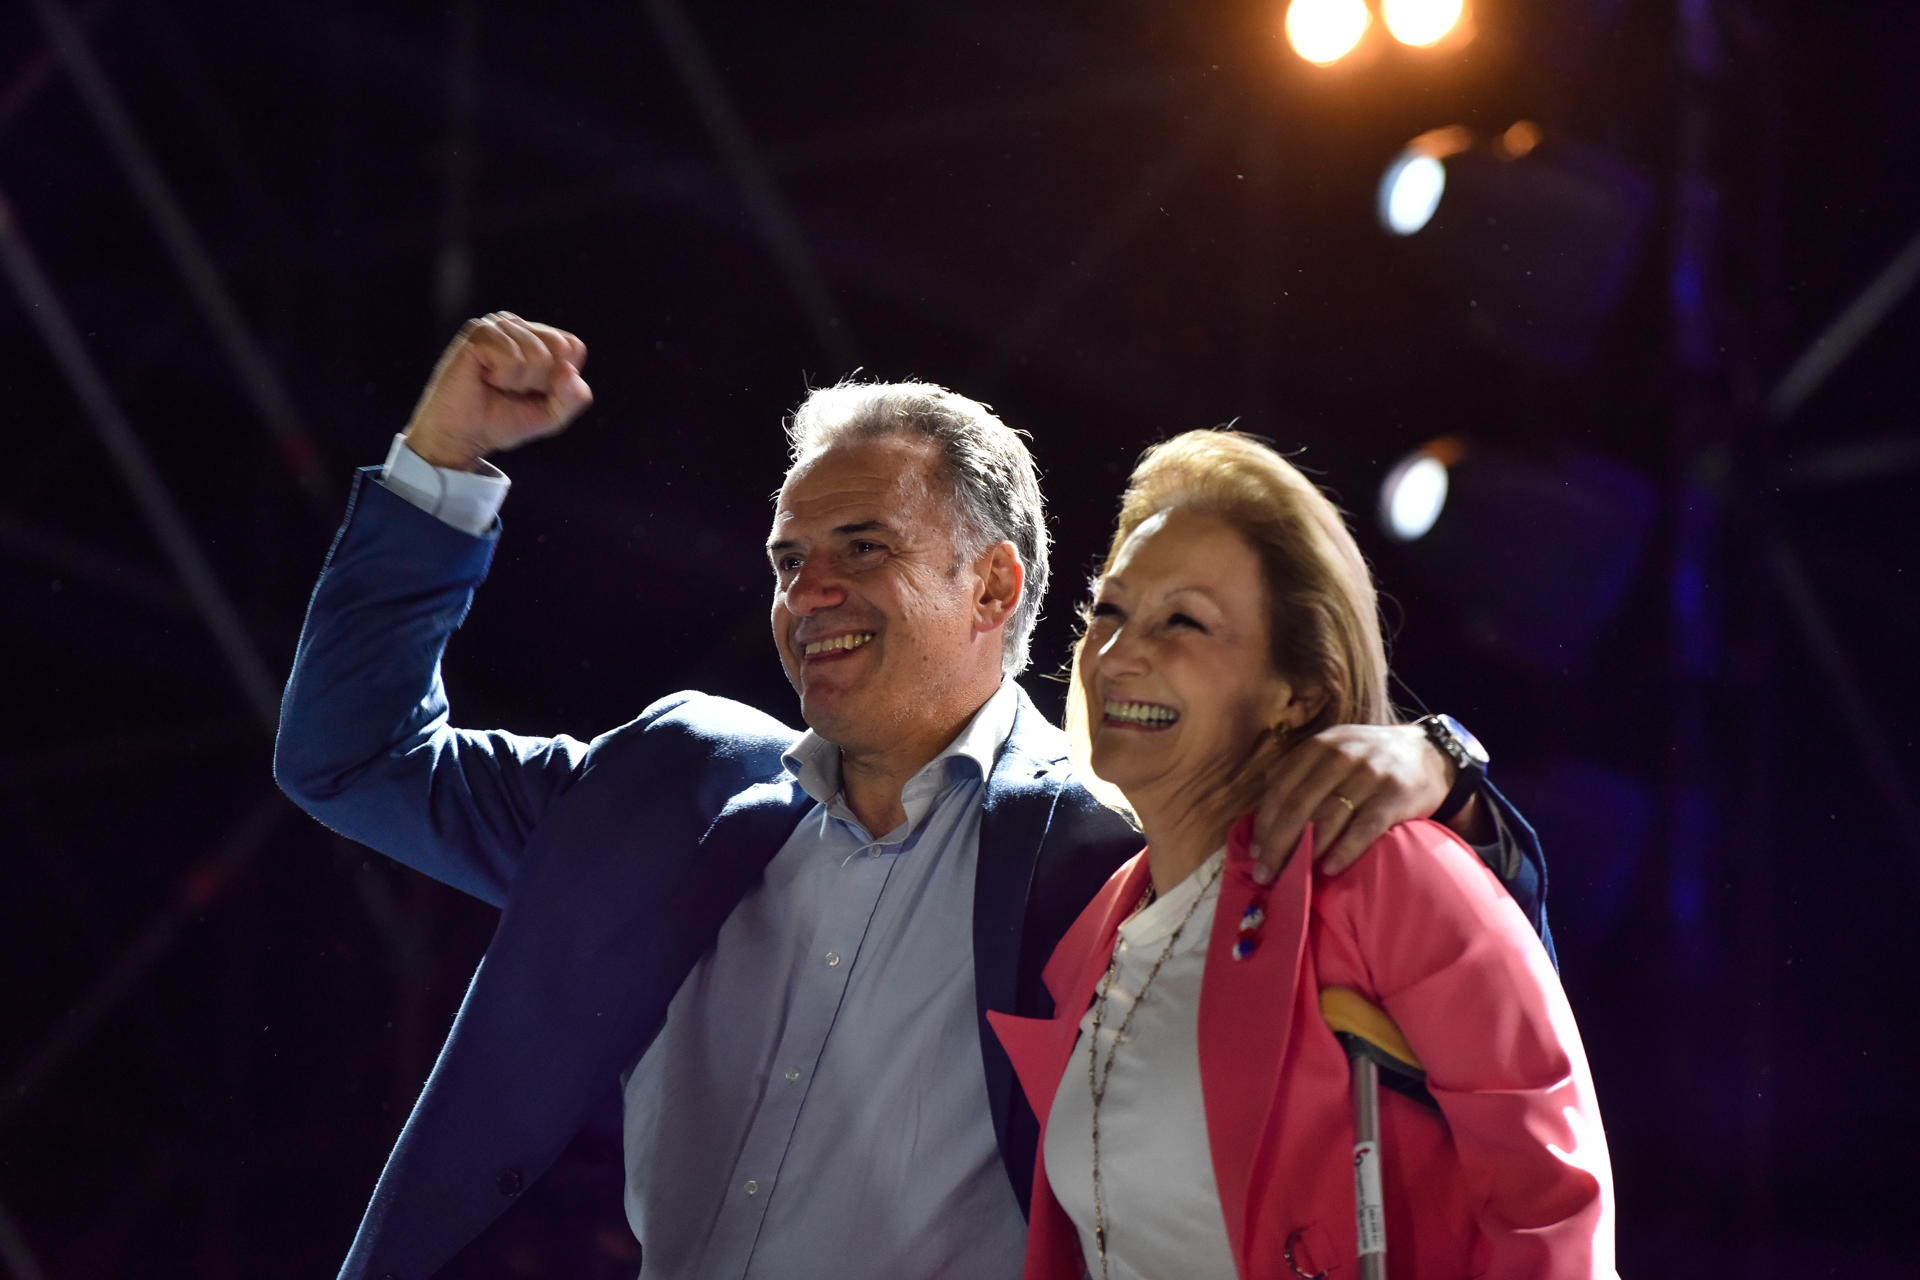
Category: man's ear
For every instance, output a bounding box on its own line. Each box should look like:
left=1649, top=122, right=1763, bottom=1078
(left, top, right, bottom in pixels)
left=973, top=541, right=1024, bottom=634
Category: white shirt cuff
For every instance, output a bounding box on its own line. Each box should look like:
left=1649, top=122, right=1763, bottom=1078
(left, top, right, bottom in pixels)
left=378, top=434, right=509, bottom=536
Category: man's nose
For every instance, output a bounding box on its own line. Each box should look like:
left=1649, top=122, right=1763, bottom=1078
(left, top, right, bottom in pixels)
left=783, top=560, right=848, bottom=615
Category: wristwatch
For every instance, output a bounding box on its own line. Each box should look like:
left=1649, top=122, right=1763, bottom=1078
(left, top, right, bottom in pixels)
left=1417, top=713, right=1488, bottom=823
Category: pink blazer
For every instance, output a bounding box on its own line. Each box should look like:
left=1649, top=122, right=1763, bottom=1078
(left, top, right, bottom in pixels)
left=988, top=818, right=1615, bottom=1280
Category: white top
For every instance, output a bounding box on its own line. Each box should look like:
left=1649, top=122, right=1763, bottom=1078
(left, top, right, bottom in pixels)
left=1044, top=848, right=1239, bottom=1280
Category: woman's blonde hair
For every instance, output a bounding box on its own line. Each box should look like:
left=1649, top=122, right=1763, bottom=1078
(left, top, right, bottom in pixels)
left=1066, top=429, right=1394, bottom=811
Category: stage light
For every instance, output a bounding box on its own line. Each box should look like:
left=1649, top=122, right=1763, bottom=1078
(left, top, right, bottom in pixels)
left=1379, top=445, right=1453, bottom=541
left=1377, top=126, right=1471, bottom=236
left=1382, top=442, right=1656, bottom=670
left=1285, top=0, right=1371, bottom=65
left=1377, top=122, right=1652, bottom=366
left=1382, top=0, right=1466, bottom=47
left=1500, top=119, right=1541, bottom=158
left=1379, top=155, right=1444, bottom=236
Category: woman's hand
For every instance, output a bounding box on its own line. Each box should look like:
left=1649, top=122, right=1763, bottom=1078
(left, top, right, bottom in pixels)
left=1246, top=722, right=1463, bottom=882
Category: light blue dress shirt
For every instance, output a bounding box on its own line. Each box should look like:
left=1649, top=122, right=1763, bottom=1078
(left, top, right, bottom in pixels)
left=378, top=438, right=1031, bottom=1278
left=620, top=679, right=1028, bottom=1279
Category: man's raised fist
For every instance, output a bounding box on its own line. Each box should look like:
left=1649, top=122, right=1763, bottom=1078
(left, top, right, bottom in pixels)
left=403, top=312, right=592, bottom=471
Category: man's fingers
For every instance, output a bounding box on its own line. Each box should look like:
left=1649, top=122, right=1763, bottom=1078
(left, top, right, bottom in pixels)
left=1248, top=791, right=1310, bottom=882
left=524, top=321, right=587, bottom=371
left=1262, top=734, right=1324, bottom=798
left=1252, top=745, right=1351, bottom=854
left=487, top=314, right=556, bottom=392
left=547, top=362, right=595, bottom=423
left=1249, top=747, right=1358, bottom=883
left=1250, top=785, right=1366, bottom=883
left=473, top=315, right=595, bottom=437
left=407, top=314, right=593, bottom=464
left=1247, top=721, right=1454, bottom=883
left=510, top=316, right=581, bottom=369
left=1319, top=797, right=1393, bottom=876
left=459, top=315, right=529, bottom=385
left=1312, top=789, right=1361, bottom=853
left=473, top=317, right=592, bottom=428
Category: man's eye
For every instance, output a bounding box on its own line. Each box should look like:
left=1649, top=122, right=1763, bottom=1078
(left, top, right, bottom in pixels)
left=849, top=541, right=883, bottom=555
left=775, top=556, right=802, bottom=573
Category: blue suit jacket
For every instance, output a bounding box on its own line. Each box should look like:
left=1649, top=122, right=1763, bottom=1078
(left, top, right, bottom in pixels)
left=275, top=472, right=1550, bottom=1279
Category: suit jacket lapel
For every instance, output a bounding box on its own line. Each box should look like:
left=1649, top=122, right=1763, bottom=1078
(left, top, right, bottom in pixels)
left=973, top=684, right=1145, bottom=1214
left=983, top=851, right=1150, bottom=1265
left=697, top=775, right=814, bottom=879
left=1199, top=822, right=1316, bottom=1272
left=974, top=689, right=1072, bottom=1195
left=975, top=687, right=1071, bottom=1008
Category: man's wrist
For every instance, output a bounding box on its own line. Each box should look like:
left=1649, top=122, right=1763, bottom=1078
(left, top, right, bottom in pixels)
left=380, top=433, right=509, bottom=536
left=402, top=427, right=486, bottom=473
left=1416, top=713, right=1488, bottom=822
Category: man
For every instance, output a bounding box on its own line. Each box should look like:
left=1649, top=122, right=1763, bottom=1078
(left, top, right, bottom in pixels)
left=275, top=313, right=1548, bottom=1278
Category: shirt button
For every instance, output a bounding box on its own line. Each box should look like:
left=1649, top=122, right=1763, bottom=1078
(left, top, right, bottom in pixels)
left=744, top=1180, right=760, bottom=1196
left=784, top=1068, right=801, bottom=1081
left=825, top=952, right=841, bottom=967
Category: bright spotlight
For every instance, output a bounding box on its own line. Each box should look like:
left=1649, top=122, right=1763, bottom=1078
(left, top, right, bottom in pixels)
left=1382, top=0, right=1466, bottom=48
left=1378, top=123, right=1653, bottom=366
left=1376, top=126, right=1470, bottom=236
left=1383, top=443, right=1655, bottom=671
left=1285, top=0, right=1371, bottom=66
left=1379, top=154, right=1445, bottom=236
left=1380, top=447, right=1452, bottom=542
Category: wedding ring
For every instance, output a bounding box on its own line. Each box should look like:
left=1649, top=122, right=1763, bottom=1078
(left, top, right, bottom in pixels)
left=1331, top=793, right=1356, bottom=814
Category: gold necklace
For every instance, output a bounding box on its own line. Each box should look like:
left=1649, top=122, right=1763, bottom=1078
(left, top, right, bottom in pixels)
left=1085, top=855, right=1224, bottom=1280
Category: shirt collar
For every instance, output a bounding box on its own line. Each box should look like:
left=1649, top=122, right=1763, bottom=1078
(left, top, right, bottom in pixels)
left=782, top=677, right=1023, bottom=810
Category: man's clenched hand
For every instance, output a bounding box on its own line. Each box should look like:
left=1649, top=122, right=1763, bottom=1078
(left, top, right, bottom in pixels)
left=404, top=313, right=592, bottom=471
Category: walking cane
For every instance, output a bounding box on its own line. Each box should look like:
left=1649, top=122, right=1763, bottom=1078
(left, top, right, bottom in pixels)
left=1318, top=987, right=1438, bottom=1280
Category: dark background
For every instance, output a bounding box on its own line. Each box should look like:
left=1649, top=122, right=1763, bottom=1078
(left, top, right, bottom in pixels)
left=3, top=0, right=1916, bottom=1275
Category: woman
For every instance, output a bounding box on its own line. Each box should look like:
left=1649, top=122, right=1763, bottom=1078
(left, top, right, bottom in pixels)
left=988, top=431, right=1614, bottom=1279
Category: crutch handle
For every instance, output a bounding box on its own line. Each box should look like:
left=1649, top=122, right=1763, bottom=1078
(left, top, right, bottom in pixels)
left=1319, top=986, right=1437, bottom=1109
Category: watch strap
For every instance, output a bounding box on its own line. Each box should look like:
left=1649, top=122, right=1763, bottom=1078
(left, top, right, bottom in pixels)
left=1418, top=713, right=1486, bottom=823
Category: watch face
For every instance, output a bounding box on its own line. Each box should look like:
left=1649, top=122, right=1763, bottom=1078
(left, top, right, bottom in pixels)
left=1435, top=713, right=1489, bottom=769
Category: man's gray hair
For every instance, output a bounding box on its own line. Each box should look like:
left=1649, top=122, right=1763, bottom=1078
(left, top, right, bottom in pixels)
left=786, top=379, right=1050, bottom=677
